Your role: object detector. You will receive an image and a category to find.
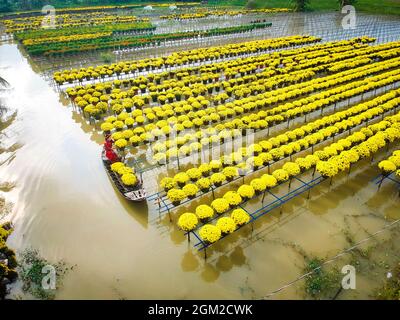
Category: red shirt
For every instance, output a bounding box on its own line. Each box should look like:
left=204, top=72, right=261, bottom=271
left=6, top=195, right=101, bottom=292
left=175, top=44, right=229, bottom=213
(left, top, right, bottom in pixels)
left=106, top=149, right=119, bottom=163
left=104, top=140, right=113, bottom=151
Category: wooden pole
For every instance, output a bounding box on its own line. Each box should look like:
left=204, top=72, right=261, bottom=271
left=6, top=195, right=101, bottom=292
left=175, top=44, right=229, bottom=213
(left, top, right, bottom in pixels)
left=262, top=189, right=267, bottom=203
left=307, top=187, right=311, bottom=200
left=378, top=175, right=385, bottom=190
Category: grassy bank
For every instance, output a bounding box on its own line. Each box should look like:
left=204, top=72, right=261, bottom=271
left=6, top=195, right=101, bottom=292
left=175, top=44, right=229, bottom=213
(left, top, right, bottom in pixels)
left=208, top=0, right=400, bottom=16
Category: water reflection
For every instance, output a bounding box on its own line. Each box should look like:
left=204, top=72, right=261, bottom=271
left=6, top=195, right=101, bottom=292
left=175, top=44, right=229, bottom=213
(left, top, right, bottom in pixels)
left=181, top=250, right=199, bottom=272
left=200, top=263, right=220, bottom=283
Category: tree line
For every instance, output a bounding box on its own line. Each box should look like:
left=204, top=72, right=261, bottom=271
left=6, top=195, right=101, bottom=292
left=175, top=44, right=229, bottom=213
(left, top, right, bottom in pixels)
left=0, top=0, right=197, bottom=13
left=289, top=0, right=357, bottom=12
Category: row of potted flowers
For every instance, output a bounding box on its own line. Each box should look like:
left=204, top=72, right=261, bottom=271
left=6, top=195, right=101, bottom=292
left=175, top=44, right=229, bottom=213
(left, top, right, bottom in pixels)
left=177, top=114, right=400, bottom=245
left=80, top=43, right=398, bottom=140
left=378, top=150, right=400, bottom=177
left=4, top=13, right=148, bottom=33
left=26, top=22, right=273, bottom=56
left=160, top=8, right=291, bottom=20
left=159, top=88, right=400, bottom=197
left=149, top=62, right=400, bottom=162
left=66, top=38, right=389, bottom=135
left=66, top=39, right=388, bottom=122
left=90, top=61, right=400, bottom=158
left=14, top=21, right=154, bottom=42
left=60, top=36, right=368, bottom=88
left=67, top=38, right=386, bottom=116
left=162, top=90, right=400, bottom=205
left=53, top=35, right=321, bottom=84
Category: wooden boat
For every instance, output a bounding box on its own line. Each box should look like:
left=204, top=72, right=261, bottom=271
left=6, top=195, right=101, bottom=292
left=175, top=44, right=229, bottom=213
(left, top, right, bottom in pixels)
left=101, top=149, right=147, bottom=202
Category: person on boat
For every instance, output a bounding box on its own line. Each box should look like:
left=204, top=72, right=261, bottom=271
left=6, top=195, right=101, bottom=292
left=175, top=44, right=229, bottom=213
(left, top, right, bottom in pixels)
left=105, top=148, right=120, bottom=163
left=104, top=137, right=120, bottom=163
left=104, top=138, right=113, bottom=151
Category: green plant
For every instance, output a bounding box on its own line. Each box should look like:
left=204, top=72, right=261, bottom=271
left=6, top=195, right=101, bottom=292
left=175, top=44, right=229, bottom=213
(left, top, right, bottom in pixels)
left=375, top=263, right=400, bottom=300
left=303, top=258, right=341, bottom=299
left=291, top=0, right=310, bottom=12
left=18, top=248, right=71, bottom=300
left=0, top=222, right=17, bottom=299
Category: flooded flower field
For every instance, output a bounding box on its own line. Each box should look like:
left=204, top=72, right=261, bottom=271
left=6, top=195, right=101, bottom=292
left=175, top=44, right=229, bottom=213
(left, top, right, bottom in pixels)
left=0, top=7, right=400, bottom=300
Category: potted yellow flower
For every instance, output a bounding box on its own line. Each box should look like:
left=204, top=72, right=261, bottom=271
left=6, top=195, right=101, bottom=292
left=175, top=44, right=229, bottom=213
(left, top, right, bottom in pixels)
left=167, top=188, right=186, bottom=206
left=199, top=224, right=221, bottom=244
left=195, top=204, right=214, bottom=222
left=216, top=217, right=236, bottom=235
left=178, top=213, right=198, bottom=232
left=231, top=208, right=251, bottom=226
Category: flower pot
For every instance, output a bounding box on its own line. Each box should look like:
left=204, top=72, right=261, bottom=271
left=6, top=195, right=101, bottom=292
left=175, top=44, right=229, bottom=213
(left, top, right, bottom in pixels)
left=212, top=168, right=219, bottom=173
left=200, top=217, right=209, bottom=224
left=202, top=171, right=210, bottom=177
left=177, top=182, right=186, bottom=188
left=172, top=201, right=181, bottom=206
left=214, top=182, right=222, bottom=187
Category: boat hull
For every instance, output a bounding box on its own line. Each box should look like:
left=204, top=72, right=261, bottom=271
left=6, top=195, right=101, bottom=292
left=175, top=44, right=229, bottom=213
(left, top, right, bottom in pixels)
left=101, top=150, right=147, bottom=202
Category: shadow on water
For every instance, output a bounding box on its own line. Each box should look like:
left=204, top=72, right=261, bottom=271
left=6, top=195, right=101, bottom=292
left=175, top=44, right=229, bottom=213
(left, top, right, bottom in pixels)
left=108, top=177, right=150, bottom=229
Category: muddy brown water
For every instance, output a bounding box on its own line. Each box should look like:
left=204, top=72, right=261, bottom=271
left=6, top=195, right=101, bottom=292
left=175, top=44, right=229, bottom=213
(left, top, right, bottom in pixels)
left=1, top=13, right=400, bottom=299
